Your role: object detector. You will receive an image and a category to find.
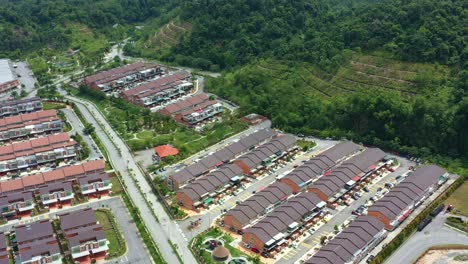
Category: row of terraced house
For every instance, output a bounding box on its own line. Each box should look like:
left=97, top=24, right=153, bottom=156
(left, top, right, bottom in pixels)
left=84, top=62, right=163, bottom=92
left=174, top=128, right=298, bottom=211
left=158, top=93, right=224, bottom=127
left=84, top=63, right=226, bottom=127
left=221, top=142, right=400, bottom=257
left=305, top=165, right=449, bottom=264
left=1, top=208, right=108, bottom=264
left=0, top=160, right=111, bottom=221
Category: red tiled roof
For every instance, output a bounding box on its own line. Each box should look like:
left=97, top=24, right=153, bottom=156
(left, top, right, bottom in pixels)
left=0, top=133, right=73, bottom=161
left=154, top=145, right=179, bottom=158
left=0, top=160, right=107, bottom=194
left=62, top=165, right=85, bottom=177
left=82, top=159, right=105, bottom=172
left=22, top=173, right=46, bottom=189
left=42, top=170, right=65, bottom=182
left=0, top=180, right=24, bottom=193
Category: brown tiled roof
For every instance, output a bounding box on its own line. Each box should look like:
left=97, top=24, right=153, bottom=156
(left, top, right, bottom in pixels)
left=84, top=62, right=147, bottom=85
left=159, top=93, right=209, bottom=116
left=0, top=133, right=75, bottom=161
left=123, top=71, right=190, bottom=98
left=368, top=165, right=446, bottom=222
left=59, top=208, right=96, bottom=231
left=310, top=148, right=385, bottom=199
left=15, top=220, right=54, bottom=244
left=282, top=142, right=361, bottom=187
left=236, top=135, right=296, bottom=170
left=36, top=181, right=73, bottom=196
left=67, top=224, right=106, bottom=247
left=18, top=238, right=60, bottom=263
left=170, top=128, right=275, bottom=185
left=177, top=164, right=243, bottom=201
left=225, top=182, right=293, bottom=227
left=244, top=192, right=322, bottom=243
left=305, top=216, right=384, bottom=264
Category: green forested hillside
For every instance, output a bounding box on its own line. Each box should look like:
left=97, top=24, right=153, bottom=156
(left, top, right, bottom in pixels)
left=165, top=0, right=466, bottom=71
left=165, top=0, right=466, bottom=159
left=1, top=0, right=466, bottom=160
left=0, top=0, right=180, bottom=60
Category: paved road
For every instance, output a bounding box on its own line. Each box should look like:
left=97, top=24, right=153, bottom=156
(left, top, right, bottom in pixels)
left=0, top=197, right=151, bottom=264
left=61, top=108, right=102, bottom=159
left=62, top=93, right=193, bottom=264
left=180, top=138, right=338, bottom=241
left=279, top=156, right=416, bottom=263
left=385, top=214, right=468, bottom=264
left=158, top=120, right=272, bottom=180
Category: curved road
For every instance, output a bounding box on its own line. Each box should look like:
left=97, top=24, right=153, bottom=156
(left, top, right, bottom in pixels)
left=384, top=214, right=468, bottom=264
left=64, top=93, right=195, bottom=264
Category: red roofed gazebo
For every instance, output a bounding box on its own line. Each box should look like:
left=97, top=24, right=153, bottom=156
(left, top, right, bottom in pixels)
left=154, top=145, right=179, bottom=160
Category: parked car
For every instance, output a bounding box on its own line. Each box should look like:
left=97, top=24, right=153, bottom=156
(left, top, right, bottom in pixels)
left=308, top=228, right=316, bottom=235
left=384, top=182, right=394, bottom=189
left=417, top=216, right=432, bottom=231
left=353, top=205, right=366, bottom=215
left=251, top=248, right=259, bottom=253
left=430, top=204, right=445, bottom=217
left=363, top=186, right=370, bottom=192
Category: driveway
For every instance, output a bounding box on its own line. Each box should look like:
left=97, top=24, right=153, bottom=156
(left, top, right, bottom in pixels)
left=277, top=156, right=416, bottom=263
left=179, top=139, right=339, bottom=241
left=384, top=214, right=468, bottom=264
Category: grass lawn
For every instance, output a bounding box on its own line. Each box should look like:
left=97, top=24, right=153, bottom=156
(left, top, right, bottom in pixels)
left=43, top=102, right=66, bottom=110
left=445, top=181, right=468, bottom=216
left=95, top=210, right=126, bottom=258
left=110, top=176, right=123, bottom=195
left=297, top=140, right=317, bottom=151
left=136, top=130, right=154, bottom=139
left=194, top=228, right=254, bottom=264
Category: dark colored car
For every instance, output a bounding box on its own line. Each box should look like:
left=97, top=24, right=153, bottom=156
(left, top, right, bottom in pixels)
left=251, top=248, right=260, bottom=253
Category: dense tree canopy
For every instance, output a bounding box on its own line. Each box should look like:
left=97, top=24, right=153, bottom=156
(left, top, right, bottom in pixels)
left=0, top=0, right=180, bottom=58
left=167, top=0, right=466, bottom=71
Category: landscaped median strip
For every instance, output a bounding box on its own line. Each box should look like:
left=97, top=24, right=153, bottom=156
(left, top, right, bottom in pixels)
left=67, top=99, right=167, bottom=264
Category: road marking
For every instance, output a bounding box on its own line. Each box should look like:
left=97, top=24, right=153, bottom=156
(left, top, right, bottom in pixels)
left=301, top=242, right=314, bottom=248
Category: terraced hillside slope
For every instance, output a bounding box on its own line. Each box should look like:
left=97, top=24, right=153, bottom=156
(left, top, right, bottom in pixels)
left=125, top=19, right=192, bottom=58
left=206, top=52, right=466, bottom=158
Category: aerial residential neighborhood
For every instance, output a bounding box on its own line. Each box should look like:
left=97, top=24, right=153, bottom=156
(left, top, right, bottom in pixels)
left=0, top=1, right=465, bottom=264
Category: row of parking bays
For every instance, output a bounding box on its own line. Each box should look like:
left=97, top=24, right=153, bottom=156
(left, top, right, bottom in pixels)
left=218, top=142, right=401, bottom=259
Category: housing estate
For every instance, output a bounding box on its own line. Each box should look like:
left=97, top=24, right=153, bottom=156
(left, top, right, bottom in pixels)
left=84, top=62, right=162, bottom=92
left=0, top=109, right=63, bottom=142
left=167, top=128, right=275, bottom=190
left=304, top=164, right=449, bottom=264
left=15, top=220, right=62, bottom=264
left=0, top=97, right=42, bottom=118
left=0, top=133, right=77, bottom=175
left=122, top=70, right=192, bottom=107
left=58, top=209, right=108, bottom=262
left=176, top=135, right=297, bottom=211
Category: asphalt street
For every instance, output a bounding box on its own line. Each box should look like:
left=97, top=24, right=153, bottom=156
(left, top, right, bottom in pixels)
left=63, top=93, right=194, bottom=264
left=160, top=120, right=272, bottom=180
left=61, top=108, right=102, bottom=159
left=180, top=138, right=338, bottom=241
left=384, top=214, right=468, bottom=264
left=0, top=197, right=151, bottom=264
left=278, top=156, right=416, bottom=264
